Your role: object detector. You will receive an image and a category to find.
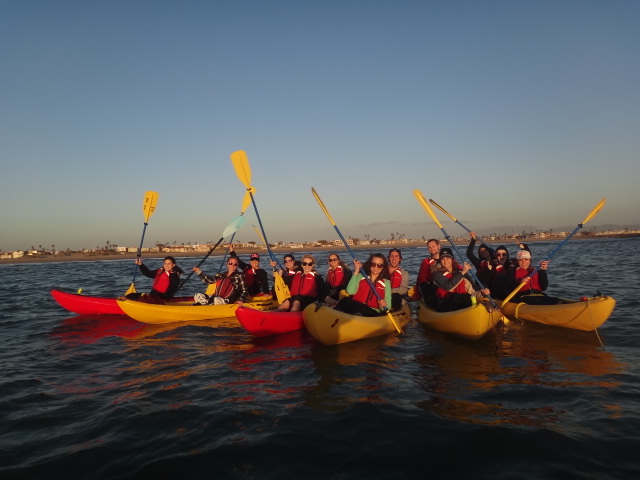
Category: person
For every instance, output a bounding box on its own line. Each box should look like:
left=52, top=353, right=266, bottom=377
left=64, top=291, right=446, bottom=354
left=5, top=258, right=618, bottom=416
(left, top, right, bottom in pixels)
left=416, top=238, right=441, bottom=306
left=228, top=244, right=270, bottom=296
left=432, top=247, right=490, bottom=312
left=466, top=232, right=494, bottom=287
left=270, top=254, right=301, bottom=289
left=191, top=257, right=248, bottom=306
left=276, top=254, right=327, bottom=312
left=487, top=244, right=511, bottom=300
left=334, top=253, right=392, bottom=317
left=126, top=256, right=184, bottom=304
left=387, top=248, right=409, bottom=311
left=323, top=252, right=352, bottom=307
left=508, top=250, right=560, bottom=305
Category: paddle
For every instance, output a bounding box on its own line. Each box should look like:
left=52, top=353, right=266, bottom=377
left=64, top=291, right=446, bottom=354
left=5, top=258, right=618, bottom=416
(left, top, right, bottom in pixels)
left=252, top=224, right=291, bottom=303
left=311, top=187, right=403, bottom=334
left=126, top=191, right=159, bottom=295
left=500, top=198, right=607, bottom=305
left=413, top=189, right=502, bottom=314
left=230, top=150, right=288, bottom=303
left=429, top=198, right=493, bottom=248
left=216, top=191, right=254, bottom=273
left=174, top=214, right=246, bottom=294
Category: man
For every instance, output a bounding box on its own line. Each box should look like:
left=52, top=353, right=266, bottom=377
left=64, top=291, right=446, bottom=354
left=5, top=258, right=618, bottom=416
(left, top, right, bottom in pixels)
left=192, top=258, right=248, bottom=305
left=387, top=248, right=409, bottom=311
left=228, top=244, right=270, bottom=296
left=416, top=238, right=441, bottom=306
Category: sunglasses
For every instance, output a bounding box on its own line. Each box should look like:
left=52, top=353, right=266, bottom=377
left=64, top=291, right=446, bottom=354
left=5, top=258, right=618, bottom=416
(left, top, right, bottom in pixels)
left=302, top=261, right=314, bottom=266
left=284, top=259, right=293, bottom=263
left=370, top=262, right=384, bottom=268
left=227, top=262, right=238, bottom=266
left=329, top=258, right=338, bottom=262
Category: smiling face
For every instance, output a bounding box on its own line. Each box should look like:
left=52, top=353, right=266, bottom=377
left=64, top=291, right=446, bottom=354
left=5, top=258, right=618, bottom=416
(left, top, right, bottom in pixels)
left=227, top=259, right=239, bottom=273
left=440, top=256, right=453, bottom=271
left=388, top=251, right=401, bottom=269
left=301, top=256, right=314, bottom=272
left=517, top=258, right=531, bottom=269
left=163, top=259, right=175, bottom=272
left=427, top=240, right=440, bottom=257
left=495, top=250, right=508, bottom=265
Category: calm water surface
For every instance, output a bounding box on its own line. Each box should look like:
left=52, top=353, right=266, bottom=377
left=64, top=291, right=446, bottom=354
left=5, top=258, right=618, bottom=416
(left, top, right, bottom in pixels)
left=1, top=238, right=639, bottom=479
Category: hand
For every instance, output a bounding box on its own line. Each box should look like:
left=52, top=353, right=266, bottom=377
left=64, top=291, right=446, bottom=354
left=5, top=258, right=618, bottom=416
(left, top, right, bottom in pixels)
left=461, top=262, right=471, bottom=274
left=540, top=260, right=549, bottom=270
left=354, top=259, right=362, bottom=274
left=378, top=299, right=387, bottom=309
left=470, top=231, right=477, bottom=240
left=481, top=288, right=490, bottom=296
left=135, top=258, right=142, bottom=265
left=193, top=267, right=200, bottom=274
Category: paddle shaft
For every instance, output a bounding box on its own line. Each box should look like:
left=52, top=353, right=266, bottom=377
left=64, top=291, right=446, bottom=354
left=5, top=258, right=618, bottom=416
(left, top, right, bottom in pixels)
left=174, top=237, right=225, bottom=293
left=429, top=198, right=493, bottom=247
left=130, top=222, right=149, bottom=284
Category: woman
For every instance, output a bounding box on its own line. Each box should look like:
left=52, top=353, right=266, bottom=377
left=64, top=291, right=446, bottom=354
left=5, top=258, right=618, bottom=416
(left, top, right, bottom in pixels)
left=509, top=250, right=560, bottom=305
left=276, top=254, right=326, bottom=312
left=334, top=253, right=392, bottom=317
left=192, top=258, right=248, bottom=306
left=323, top=252, right=352, bottom=307
left=432, top=248, right=489, bottom=312
left=126, top=256, right=183, bottom=304
left=270, top=254, right=302, bottom=289
left=466, top=232, right=494, bottom=287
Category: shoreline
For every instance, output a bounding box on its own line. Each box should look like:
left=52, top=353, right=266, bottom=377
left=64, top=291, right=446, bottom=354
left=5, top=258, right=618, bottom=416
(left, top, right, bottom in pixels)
left=2, top=235, right=636, bottom=265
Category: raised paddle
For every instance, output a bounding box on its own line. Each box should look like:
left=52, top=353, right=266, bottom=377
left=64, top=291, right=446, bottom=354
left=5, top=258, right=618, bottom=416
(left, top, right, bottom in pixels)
left=311, top=187, right=403, bottom=334
left=429, top=198, right=493, bottom=248
left=500, top=198, right=607, bottom=306
left=126, top=191, right=159, bottom=295
left=174, top=214, right=246, bottom=294
left=252, top=224, right=291, bottom=303
left=413, top=189, right=502, bottom=314
left=230, top=150, right=288, bottom=302
left=216, top=190, right=254, bottom=273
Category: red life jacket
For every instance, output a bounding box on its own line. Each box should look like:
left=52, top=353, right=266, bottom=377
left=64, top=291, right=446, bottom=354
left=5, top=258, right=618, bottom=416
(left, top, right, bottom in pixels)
left=327, top=266, right=345, bottom=288
left=416, top=258, right=436, bottom=285
left=352, top=276, right=387, bottom=309
left=215, top=275, right=235, bottom=299
left=515, top=267, right=542, bottom=292
left=243, top=268, right=258, bottom=288
left=290, top=271, right=318, bottom=297
left=389, top=268, right=404, bottom=289
left=152, top=269, right=171, bottom=294
left=435, top=270, right=467, bottom=299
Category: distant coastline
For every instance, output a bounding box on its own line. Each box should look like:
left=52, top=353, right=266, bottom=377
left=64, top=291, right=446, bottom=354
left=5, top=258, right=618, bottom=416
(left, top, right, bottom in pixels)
left=2, top=234, right=638, bottom=265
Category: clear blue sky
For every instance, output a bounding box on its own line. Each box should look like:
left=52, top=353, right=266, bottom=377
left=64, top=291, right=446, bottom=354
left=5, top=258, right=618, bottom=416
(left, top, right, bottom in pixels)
left=2, top=0, right=639, bottom=251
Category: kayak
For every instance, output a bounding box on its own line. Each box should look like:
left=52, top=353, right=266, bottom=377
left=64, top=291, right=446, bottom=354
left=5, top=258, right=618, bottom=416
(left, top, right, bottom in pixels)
left=117, top=295, right=278, bottom=324
left=50, top=289, right=194, bottom=315
left=499, top=295, right=615, bottom=331
left=416, top=300, right=502, bottom=341
left=302, top=303, right=412, bottom=345
left=235, top=307, right=304, bottom=337
left=51, top=289, right=124, bottom=315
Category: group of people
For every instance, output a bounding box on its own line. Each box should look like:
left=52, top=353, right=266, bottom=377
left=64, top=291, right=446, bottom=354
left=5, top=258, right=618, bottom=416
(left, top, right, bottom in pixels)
left=127, top=236, right=557, bottom=314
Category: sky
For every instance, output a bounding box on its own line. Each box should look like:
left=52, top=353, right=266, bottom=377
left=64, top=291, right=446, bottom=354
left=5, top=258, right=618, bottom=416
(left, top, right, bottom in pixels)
left=1, top=0, right=639, bottom=252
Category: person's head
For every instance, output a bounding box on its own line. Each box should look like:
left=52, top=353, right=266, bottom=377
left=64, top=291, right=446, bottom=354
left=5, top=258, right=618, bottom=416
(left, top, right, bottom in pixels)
left=328, top=252, right=350, bottom=272
left=226, top=257, right=239, bottom=273
left=438, top=247, right=455, bottom=271
left=364, top=253, right=389, bottom=279
left=495, top=246, right=509, bottom=265
left=388, top=248, right=402, bottom=269
left=250, top=253, right=260, bottom=267
left=163, top=256, right=176, bottom=271
left=301, top=254, right=317, bottom=272
left=283, top=254, right=295, bottom=268
left=427, top=239, right=440, bottom=257
left=478, top=244, right=493, bottom=261
left=516, top=250, right=531, bottom=269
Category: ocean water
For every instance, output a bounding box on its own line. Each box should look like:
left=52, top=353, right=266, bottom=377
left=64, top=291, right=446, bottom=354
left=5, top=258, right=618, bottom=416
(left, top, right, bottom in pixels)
left=1, top=238, right=639, bottom=479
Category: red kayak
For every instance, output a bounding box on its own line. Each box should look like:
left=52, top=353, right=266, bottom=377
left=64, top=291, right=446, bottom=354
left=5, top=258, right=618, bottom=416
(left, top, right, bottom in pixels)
left=51, top=289, right=193, bottom=315
left=235, top=306, right=304, bottom=337
left=51, top=289, right=124, bottom=315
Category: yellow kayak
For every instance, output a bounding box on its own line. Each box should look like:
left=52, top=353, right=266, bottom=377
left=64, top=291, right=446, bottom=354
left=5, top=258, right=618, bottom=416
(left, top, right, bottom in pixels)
left=302, top=303, right=412, bottom=345
left=417, top=300, right=502, bottom=341
left=499, top=295, right=615, bottom=331
left=117, top=295, right=278, bottom=324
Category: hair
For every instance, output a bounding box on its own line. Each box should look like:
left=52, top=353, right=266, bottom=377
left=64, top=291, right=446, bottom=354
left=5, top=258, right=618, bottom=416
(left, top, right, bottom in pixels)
left=328, top=252, right=351, bottom=273
left=163, top=256, right=184, bottom=275
left=427, top=238, right=440, bottom=246
left=363, top=253, right=390, bottom=280
left=283, top=254, right=295, bottom=262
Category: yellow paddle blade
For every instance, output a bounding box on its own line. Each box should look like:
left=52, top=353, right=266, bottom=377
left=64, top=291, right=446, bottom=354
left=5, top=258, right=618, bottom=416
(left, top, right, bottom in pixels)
left=252, top=224, right=266, bottom=245
left=273, top=272, right=291, bottom=304
left=429, top=198, right=457, bottom=222
left=386, top=311, right=404, bottom=334
left=205, top=282, right=218, bottom=296
left=311, top=187, right=337, bottom=227
left=125, top=283, right=136, bottom=296
left=142, top=191, right=159, bottom=223
left=413, top=189, right=443, bottom=229
left=230, top=150, right=252, bottom=189
left=582, top=198, right=606, bottom=225
left=241, top=189, right=254, bottom=214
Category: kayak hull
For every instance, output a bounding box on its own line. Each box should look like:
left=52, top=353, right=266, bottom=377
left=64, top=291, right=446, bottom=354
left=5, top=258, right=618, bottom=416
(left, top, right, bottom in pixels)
left=417, top=300, right=502, bottom=341
left=117, top=295, right=278, bottom=324
left=51, top=289, right=123, bottom=315
left=235, top=307, right=304, bottom=337
left=499, top=296, right=615, bottom=331
left=303, top=303, right=412, bottom=345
